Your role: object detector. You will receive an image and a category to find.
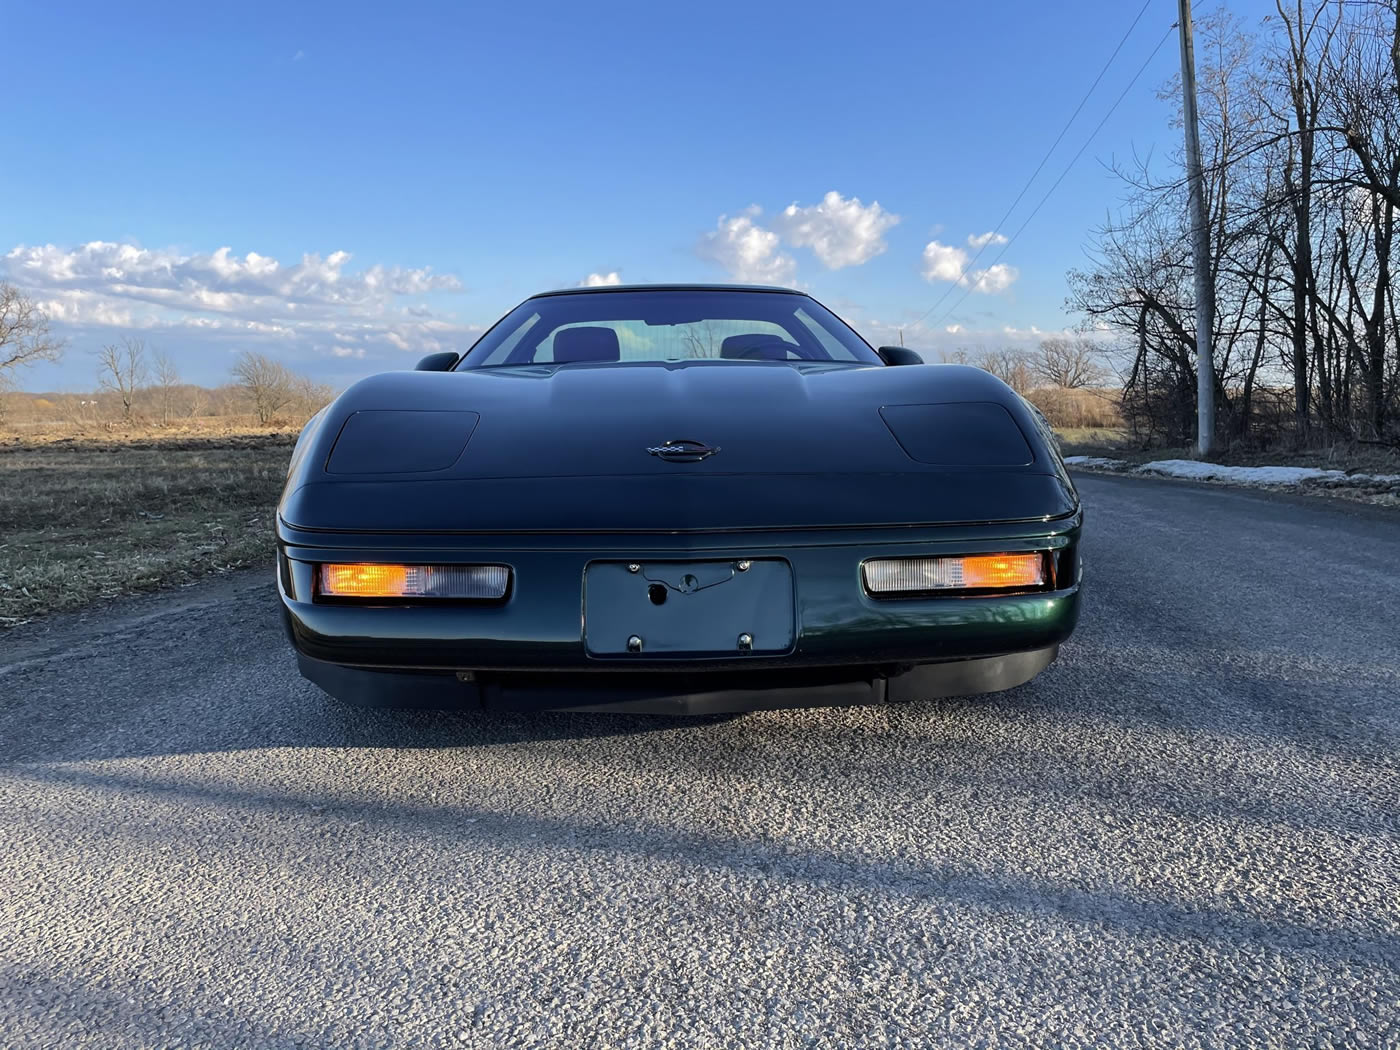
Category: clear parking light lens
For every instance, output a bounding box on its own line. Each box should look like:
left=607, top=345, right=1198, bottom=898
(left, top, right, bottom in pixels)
left=318, top=563, right=509, bottom=600
left=863, top=553, right=1046, bottom=596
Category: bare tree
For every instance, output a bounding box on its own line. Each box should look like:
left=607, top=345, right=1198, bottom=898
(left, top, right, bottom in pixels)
left=1330, top=0, right=1400, bottom=213
left=1032, top=337, right=1109, bottom=389
left=1324, top=6, right=1400, bottom=438
left=293, top=373, right=337, bottom=414
left=1267, top=0, right=1342, bottom=439
left=232, top=351, right=297, bottom=424
left=974, top=348, right=1034, bottom=394
left=96, top=337, right=148, bottom=421
left=0, top=283, right=64, bottom=390
left=680, top=322, right=722, bottom=358
left=151, top=350, right=180, bottom=426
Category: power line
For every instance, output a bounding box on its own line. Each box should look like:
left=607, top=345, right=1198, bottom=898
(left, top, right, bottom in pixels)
left=929, top=21, right=1177, bottom=334
left=907, top=0, right=1153, bottom=331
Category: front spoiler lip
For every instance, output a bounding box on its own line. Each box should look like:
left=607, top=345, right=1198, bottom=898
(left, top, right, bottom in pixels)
left=294, top=645, right=1063, bottom=714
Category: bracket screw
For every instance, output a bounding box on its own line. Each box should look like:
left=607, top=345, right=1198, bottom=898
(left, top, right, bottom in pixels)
left=736, top=560, right=752, bottom=572
left=627, top=563, right=641, bottom=573
left=737, top=633, right=753, bottom=651
left=627, top=635, right=643, bottom=653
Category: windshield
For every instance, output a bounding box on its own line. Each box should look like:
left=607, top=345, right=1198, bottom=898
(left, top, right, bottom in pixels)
left=456, top=289, right=880, bottom=368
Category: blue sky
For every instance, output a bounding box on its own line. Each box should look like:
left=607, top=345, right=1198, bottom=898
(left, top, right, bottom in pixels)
left=3, top=0, right=1270, bottom=389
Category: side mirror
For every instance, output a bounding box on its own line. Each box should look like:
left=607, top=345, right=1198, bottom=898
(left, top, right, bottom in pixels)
left=877, top=346, right=924, bottom=366
left=414, top=351, right=460, bottom=372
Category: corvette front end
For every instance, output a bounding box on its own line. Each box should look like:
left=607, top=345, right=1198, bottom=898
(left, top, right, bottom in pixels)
left=277, top=284, right=1084, bottom=714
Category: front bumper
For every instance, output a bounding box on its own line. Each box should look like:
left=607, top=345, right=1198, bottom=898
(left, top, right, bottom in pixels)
left=277, top=515, right=1081, bottom=711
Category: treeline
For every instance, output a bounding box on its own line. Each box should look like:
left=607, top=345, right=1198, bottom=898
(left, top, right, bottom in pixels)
left=1071, top=1, right=1400, bottom=448
left=1, top=340, right=335, bottom=430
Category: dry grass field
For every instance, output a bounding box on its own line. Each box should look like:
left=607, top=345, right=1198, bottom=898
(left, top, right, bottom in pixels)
left=0, top=426, right=295, bottom=625
left=1054, top=426, right=1130, bottom=453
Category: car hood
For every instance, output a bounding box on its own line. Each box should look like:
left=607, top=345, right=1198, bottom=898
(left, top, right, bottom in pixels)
left=280, top=361, right=1078, bottom=532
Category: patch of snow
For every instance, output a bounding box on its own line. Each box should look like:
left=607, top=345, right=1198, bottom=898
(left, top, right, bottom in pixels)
left=1136, top=459, right=1400, bottom=488
left=1138, top=460, right=1335, bottom=484
left=1063, top=456, right=1126, bottom=469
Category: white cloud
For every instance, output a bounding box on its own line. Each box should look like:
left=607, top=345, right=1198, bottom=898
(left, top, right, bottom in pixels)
left=971, top=264, right=1019, bottom=293
left=921, top=241, right=968, bottom=284
left=2, top=240, right=470, bottom=359
left=773, top=191, right=899, bottom=269
left=696, top=207, right=797, bottom=285
left=580, top=271, right=622, bottom=287
left=967, top=231, right=1008, bottom=249
left=7, top=241, right=459, bottom=310
left=920, top=239, right=1019, bottom=294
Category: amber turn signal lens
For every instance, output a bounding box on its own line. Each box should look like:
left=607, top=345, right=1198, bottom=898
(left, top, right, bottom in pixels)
left=958, top=553, right=1045, bottom=589
left=863, top=553, right=1046, bottom=596
left=320, top=563, right=412, bottom=597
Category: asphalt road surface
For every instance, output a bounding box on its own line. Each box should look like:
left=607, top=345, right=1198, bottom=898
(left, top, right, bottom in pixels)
left=2, top=474, right=1397, bottom=1050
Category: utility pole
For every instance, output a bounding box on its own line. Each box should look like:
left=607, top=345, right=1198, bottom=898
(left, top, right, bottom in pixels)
left=1178, top=0, right=1216, bottom=456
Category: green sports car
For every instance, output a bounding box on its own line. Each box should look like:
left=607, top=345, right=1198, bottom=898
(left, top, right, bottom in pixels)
left=277, top=284, right=1081, bottom=713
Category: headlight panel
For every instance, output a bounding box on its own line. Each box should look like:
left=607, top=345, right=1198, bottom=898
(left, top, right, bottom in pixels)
left=879, top=403, right=1034, bottom=465
left=326, top=410, right=479, bottom=475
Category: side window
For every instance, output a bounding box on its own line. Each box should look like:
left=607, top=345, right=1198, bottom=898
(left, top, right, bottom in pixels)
left=792, top=307, right=846, bottom=359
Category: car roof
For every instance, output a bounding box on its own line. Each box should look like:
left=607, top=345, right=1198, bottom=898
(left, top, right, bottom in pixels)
left=528, top=283, right=803, bottom=299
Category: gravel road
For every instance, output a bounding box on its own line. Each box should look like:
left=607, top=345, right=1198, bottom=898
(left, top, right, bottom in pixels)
left=2, top=474, right=1397, bottom=1049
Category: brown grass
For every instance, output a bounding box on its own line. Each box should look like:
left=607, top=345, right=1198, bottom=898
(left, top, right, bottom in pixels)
left=1054, top=426, right=1129, bottom=450
left=0, top=419, right=303, bottom=449
left=0, top=429, right=295, bottom=626
left=1025, top=387, right=1123, bottom=430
